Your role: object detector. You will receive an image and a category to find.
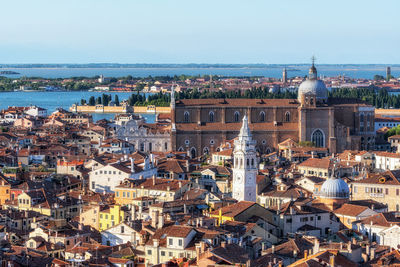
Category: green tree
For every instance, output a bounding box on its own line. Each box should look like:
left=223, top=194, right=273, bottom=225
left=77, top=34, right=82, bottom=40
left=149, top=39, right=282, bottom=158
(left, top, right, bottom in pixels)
left=88, top=96, right=95, bottom=106
left=96, top=96, right=102, bottom=105
left=114, top=95, right=120, bottom=106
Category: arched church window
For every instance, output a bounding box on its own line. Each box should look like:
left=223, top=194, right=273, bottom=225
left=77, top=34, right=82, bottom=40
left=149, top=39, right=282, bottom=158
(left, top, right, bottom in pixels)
left=203, top=147, right=209, bottom=155
left=190, top=147, right=196, bottom=159
left=234, top=111, right=240, bottom=122
left=240, top=158, right=243, bottom=168
left=259, top=111, right=265, bottom=122
left=140, top=143, right=145, bottom=152
left=247, top=158, right=249, bottom=167
left=209, top=111, right=215, bottom=122
left=285, top=111, right=290, bottom=122
left=184, top=111, right=190, bottom=123
left=251, top=158, right=254, bottom=167
left=311, top=129, right=324, bottom=147
left=235, top=158, right=238, bottom=168
left=360, top=113, right=364, bottom=122
left=148, top=142, right=152, bottom=151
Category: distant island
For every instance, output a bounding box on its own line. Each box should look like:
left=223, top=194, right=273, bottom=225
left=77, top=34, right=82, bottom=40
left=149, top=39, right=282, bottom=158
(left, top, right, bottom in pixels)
left=0, top=71, right=19, bottom=75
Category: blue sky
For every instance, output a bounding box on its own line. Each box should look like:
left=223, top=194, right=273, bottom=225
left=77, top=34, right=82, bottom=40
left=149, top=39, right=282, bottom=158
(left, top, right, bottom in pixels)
left=1, top=0, right=399, bottom=64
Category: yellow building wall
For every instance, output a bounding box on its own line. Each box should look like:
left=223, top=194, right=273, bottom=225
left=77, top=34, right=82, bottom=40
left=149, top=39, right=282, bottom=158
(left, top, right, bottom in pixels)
left=0, top=185, right=11, bottom=205
left=99, top=205, right=124, bottom=231
left=115, top=188, right=136, bottom=206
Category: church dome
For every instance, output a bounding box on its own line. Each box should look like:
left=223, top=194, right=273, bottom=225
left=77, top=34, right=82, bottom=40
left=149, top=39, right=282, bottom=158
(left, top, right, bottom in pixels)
left=298, top=79, right=328, bottom=101
left=320, top=177, right=350, bottom=199
left=297, top=64, right=328, bottom=103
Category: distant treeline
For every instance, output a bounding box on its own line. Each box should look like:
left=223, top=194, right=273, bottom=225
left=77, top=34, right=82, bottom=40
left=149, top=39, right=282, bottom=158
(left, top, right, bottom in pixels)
left=80, top=87, right=400, bottom=109
left=80, top=92, right=171, bottom=107
left=176, top=87, right=297, bottom=99
left=329, top=88, right=400, bottom=108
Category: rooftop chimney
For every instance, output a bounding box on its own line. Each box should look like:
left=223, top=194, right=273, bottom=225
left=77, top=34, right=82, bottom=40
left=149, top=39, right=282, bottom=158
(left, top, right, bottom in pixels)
left=329, top=254, right=335, bottom=267
left=370, top=247, right=375, bottom=260
left=130, top=157, right=135, bottom=173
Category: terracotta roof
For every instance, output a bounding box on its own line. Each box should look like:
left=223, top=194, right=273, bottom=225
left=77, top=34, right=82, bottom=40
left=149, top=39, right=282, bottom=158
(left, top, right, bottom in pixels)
left=334, top=203, right=369, bottom=217
left=352, top=170, right=400, bottom=185
left=213, top=149, right=233, bottom=156
left=117, top=178, right=189, bottom=192
left=358, top=212, right=400, bottom=228
left=210, top=243, right=249, bottom=264
left=375, top=151, right=400, bottom=159
left=108, top=257, right=131, bottom=264
left=298, top=158, right=332, bottom=169
left=210, top=201, right=255, bottom=218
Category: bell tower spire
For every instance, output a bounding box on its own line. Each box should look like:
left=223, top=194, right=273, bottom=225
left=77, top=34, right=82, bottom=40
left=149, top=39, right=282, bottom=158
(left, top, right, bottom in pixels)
left=232, top=115, right=257, bottom=202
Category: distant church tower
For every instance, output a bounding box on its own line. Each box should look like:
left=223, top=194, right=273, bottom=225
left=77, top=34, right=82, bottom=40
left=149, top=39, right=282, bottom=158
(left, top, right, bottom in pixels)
left=282, top=67, right=287, bottom=84
left=387, top=66, right=391, bottom=81
left=232, top=115, right=257, bottom=202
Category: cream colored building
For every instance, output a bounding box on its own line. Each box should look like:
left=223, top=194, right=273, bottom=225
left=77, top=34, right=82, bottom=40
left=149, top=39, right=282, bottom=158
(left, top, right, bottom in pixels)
left=144, top=225, right=198, bottom=265
left=351, top=170, right=400, bottom=211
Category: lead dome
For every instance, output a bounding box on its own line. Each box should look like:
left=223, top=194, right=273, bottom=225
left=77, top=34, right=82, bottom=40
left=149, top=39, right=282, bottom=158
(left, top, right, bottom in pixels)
left=297, top=64, right=328, bottom=103
left=320, top=177, right=350, bottom=199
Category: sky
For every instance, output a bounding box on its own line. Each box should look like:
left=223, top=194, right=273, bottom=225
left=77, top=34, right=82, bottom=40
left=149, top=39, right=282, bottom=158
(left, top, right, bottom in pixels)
left=1, top=0, right=399, bottom=64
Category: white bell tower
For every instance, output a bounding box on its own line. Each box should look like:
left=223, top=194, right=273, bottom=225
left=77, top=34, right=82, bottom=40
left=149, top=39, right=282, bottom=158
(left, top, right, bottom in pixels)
left=232, top=114, right=257, bottom=202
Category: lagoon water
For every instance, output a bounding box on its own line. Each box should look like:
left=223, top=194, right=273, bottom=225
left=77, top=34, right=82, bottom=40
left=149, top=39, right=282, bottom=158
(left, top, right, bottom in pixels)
left=1, top=65, right=399, bottom=79
left=0, top=91, right=156, bottom=122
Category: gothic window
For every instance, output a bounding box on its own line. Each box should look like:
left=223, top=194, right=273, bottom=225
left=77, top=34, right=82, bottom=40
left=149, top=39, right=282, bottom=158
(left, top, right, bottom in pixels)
left=164, top=142, right=168, bottom=151
left=203, top=147, right=209, bottom=155
left=251, top=158, right=254, bottom=167
left=184, top=111, right=190, bottom=123
left=235, top=158, right=238, bottom=168
left=178, top=147, right=184, bottom=152
left=285, top=111, right=290, bottom=122
left=209, top=111, right=215, bottom=122
left=311, top=129, right=324, bottom=147
left=234, top=111, right=240, bottom=122
left=240, top=158, right=243, bottom=168
left=190, top=148, right=196, bottom=159
left=140, top=143, right=145, bottom=152
left=148, top=142, right=152, bottom=151
left=247, top=158, right=249, bottom=167
left=259, top=111, right=265, bottom=122
left=360, top=113, right=364, bottom=123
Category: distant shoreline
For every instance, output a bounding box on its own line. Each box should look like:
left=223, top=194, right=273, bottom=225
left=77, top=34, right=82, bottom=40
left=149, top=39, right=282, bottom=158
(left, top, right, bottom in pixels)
left=0, top=63, right=399, bottom=69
